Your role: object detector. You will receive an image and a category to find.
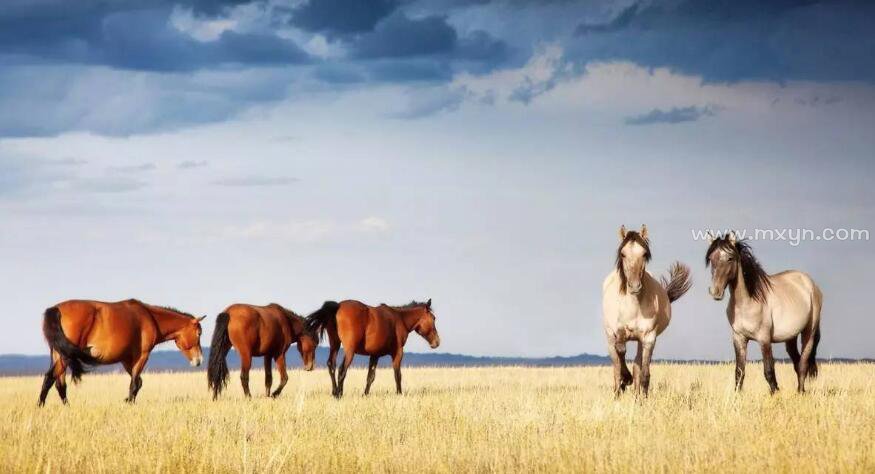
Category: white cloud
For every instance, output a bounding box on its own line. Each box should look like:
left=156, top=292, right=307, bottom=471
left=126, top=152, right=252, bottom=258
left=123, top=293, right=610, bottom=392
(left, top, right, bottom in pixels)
left=358, top=216, right=390, bottom=233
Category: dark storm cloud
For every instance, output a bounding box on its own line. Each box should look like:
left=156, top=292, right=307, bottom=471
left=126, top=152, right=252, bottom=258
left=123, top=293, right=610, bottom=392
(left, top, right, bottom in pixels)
left=353, top=14, right=457, bottom=59
left=568, top=0, right=875, bottom=82
left=0, top=0, right=873, bottom=138
left=0, top=1, right=308, bottom=72
left=289, top=0, right=400, bottom=36
left=624, top=106, right=719, bottom=126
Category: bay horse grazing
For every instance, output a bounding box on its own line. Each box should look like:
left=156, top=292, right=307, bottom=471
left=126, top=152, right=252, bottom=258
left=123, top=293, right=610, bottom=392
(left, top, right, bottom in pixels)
left=207, top=303, right=317, bottom=400
left=602, top=225, right=692, bottom=397
left=305, top=299, right=440, bottom=398
left=38, top=299, right=205, bottom=406
left=706, top=232, right=823, bottom=393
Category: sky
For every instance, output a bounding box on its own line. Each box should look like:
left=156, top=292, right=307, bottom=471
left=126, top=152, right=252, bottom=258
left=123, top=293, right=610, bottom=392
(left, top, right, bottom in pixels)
left=1, top=0, right=874, bottom=360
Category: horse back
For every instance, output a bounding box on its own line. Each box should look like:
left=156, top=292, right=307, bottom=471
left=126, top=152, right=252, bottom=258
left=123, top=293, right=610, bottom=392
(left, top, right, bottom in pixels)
left=54, top=299, right=156, bottom=361
left=336, top=300, right=397, bottom=355
left=225, top=303, right=292, bottom=357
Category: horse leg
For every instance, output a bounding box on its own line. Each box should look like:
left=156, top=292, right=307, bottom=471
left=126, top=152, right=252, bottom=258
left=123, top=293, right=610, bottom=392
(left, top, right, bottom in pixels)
left=640, top=337, right=656, bottom=397
left=125, top=355, right=149, bottom=403
left=53, top=355, right=68, bottom=405
left=797, top=328, right=815, bottom=393
left=632, top=342, right=643, bottom=395
left=239, top=350, right=252, bottom=398
left=761, top=341, right=779, bottom=394
left=271, top=353, right=289, bottom=398
left=392, top=351, right=404, bottom=395
left=264, top=356, right=273, bottom=397
left=327, top=332, right=340, bottom=396
left=606, top=341, right=624, bottom=398
left=364, top=355, right=379, bottom=396
left=732, top=333, right=748, bottom=391
left=335, top=350, right=355, bottom=399
left=786, top=337, right=802, bottom=378
left=38, top=351, right=62, bottom=406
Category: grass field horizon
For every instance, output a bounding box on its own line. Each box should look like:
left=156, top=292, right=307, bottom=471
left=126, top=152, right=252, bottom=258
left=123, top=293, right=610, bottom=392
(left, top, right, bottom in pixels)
left=2, top=363, right=873, bottom=473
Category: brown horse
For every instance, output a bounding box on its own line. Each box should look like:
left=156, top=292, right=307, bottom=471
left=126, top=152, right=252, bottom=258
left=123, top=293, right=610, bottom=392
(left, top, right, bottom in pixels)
left=38, top=299, right=205, bottom=406
left=207, top=303, right=317, bottom=399
left=305, top=299, right=440, bottom=398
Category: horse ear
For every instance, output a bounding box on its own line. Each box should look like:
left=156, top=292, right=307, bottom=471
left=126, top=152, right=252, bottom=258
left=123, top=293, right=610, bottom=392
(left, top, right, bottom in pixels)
left=197, top=315, right=207, bottom=322
left=706, top=230, right=715, bottom=243
left=729, top=230, right=737, bottom=245
left=426, top=298, right=432, bottom=309
left=640, top=224, right=648, bottom=239
left=618, top=225, right=627, bottom=241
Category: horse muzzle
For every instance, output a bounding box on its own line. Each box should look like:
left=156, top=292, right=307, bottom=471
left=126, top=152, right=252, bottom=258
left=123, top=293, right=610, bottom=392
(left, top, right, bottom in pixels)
left=190, top=356, right=203, bottom=367
left=429, top=336, right=441, bottom=349
left=709, top=287, right=725, bottom=301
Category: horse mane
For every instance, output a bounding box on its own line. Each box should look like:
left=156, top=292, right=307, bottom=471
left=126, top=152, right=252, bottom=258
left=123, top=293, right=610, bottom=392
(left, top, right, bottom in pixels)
left=392, top=300, right=429, bottom=309
left=270, top=303, right=315, bottom=339
left=386, top=300, right=434, bottom=317
left=706, top=236, right=772, bottom=303
left=158, top=306, right=195, bottom=319
left=615, top=230, right=651, bottom=294
left=270, top=303, right=303, bottom=320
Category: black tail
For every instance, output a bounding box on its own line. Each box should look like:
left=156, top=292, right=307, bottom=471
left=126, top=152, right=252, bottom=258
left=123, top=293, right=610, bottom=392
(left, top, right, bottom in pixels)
left=42, top=307, right=99, bottom=384
left=305, top=301, right=340, bottom=343
left=207, top=312, right=232, bottom=400
left=807, top=325, right=821, bottom=378
left=661, top=262, right=693, bottom=303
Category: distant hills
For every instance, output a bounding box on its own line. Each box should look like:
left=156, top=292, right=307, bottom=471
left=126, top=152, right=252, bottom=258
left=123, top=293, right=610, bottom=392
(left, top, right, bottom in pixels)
left=1, top=349, right=869, bottom=376
left=0, top=348, right=612, bottom=376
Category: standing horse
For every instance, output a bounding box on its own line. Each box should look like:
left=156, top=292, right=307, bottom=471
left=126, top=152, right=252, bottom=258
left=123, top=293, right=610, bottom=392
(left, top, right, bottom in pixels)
left=706, top=232, right=823, bottom=393
left=207, top=303, right=317, bottom=399
left=602, top=225, right=692, bottom=397
left=305, top=299, right=440, bottom=398
left=38, top=299, right=205, bottom=406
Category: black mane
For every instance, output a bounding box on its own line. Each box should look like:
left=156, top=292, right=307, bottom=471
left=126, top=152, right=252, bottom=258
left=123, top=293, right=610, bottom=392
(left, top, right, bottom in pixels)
left=159, top=306, right=195, bottom=319
left=706, top=236, right=772, bottom=302
left=615, top=230, right=652, bottom=294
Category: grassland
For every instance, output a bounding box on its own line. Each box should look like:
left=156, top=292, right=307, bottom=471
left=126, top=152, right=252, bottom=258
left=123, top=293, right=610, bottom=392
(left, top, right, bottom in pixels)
left=1, top=363, right=873, bottom=473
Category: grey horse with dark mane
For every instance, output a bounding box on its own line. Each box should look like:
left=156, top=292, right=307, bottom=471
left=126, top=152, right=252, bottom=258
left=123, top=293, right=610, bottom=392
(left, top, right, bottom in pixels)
left=706, top=232, right=823, bottom=394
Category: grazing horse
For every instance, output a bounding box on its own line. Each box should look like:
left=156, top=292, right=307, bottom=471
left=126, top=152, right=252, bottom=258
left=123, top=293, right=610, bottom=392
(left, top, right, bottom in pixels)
left=38, top=299, right=205, bottom=406
left=602, top=225, right=692, bottom=397
left=706, top=232, right=823, bottom=393
left=305, top=299, right=440, bottom=398
left=207, top=303, right=317, bottom=399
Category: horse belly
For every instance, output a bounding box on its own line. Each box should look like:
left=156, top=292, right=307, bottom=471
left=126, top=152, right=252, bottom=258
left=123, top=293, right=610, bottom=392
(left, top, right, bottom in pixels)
left=85, top=316, right=141, bottom=363
left=769, top=285, right=812, bottom=342
left=772, top=315, right=808, bottom=342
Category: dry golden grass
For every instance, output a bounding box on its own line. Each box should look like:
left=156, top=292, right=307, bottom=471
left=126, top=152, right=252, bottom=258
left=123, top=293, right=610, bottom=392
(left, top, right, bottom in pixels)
left=1, top=363, right=874, bottom=473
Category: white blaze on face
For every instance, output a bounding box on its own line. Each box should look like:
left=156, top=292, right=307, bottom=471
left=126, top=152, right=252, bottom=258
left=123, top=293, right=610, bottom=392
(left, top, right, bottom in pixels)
left=623, top=240, right=648, bottom=293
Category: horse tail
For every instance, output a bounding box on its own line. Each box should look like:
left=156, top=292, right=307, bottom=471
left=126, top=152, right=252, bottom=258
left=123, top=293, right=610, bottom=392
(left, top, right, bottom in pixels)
left=42, top=306, right=99, bottom=384
left=207, top=312, right=232, bottom=400
left=305, top=301, right=340, bottom=343
left=661, top=262, right=693, bottom=303
left=807, top=325, right=821, bottom=378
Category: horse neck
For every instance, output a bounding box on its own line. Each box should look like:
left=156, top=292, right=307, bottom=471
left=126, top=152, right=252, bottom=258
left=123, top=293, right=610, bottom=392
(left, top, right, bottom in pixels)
left=728, top=261, right=753, bottom=304
left=287, top=314, right=305, bottom=338
left=148, top=306, right=191, bottom=341
left=397, top=308, right=423, bottom=332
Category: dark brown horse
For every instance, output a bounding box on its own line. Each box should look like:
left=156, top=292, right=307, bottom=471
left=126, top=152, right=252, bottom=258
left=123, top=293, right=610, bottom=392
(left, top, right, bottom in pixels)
left=38, top=299, right=205, bottom=406
left=207, top=303, right=317, bottom=399
left=305, top=299, right=440, bottom=398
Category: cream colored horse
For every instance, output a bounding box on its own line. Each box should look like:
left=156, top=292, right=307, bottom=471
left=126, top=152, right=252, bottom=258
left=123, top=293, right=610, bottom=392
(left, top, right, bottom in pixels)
left=602, top=225, right=692, bottom=397
left=706, top=232, right=823, bottom=393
